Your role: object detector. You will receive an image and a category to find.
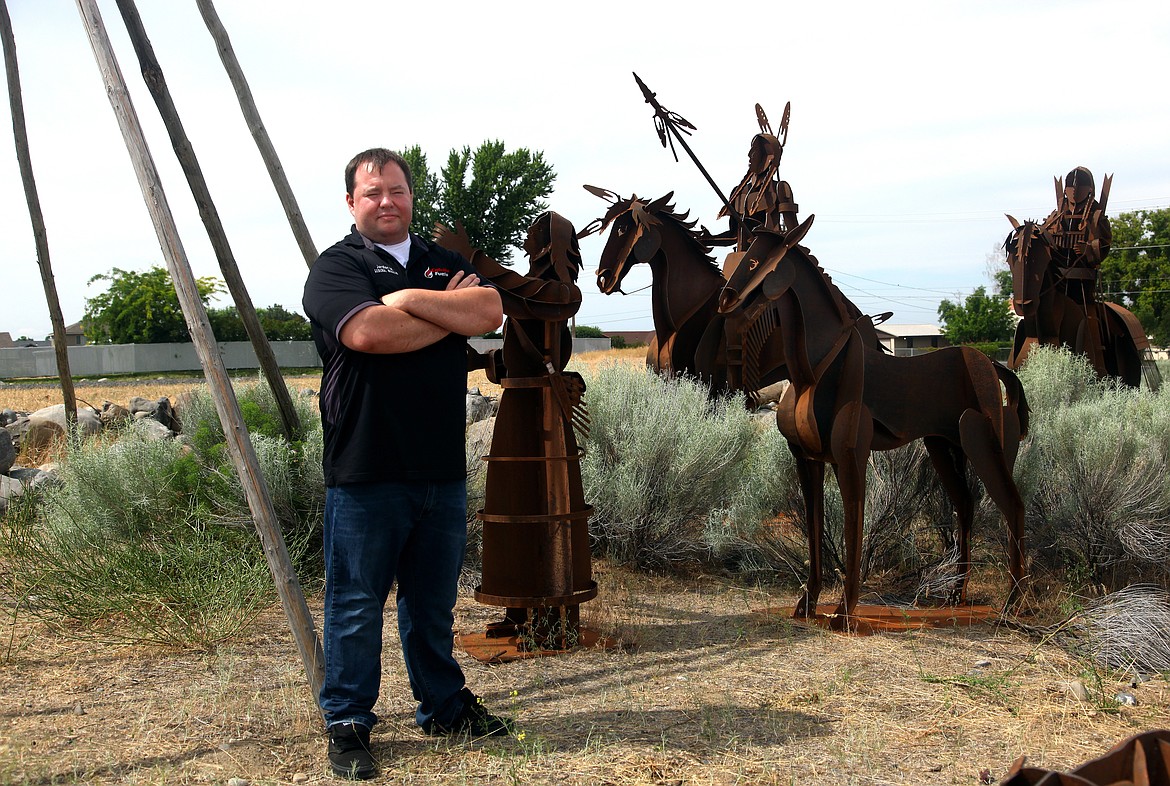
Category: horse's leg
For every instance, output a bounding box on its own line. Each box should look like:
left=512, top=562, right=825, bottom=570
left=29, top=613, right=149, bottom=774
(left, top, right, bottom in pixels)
left=959, top=409, right=1027, bottom=610
left=923, top=436, right=974, bottom=604
left=791, top=449, right=824, bottom=619
left=828, top=401, right=874, bottom=632
left=645, top=334, right=659, bottom=372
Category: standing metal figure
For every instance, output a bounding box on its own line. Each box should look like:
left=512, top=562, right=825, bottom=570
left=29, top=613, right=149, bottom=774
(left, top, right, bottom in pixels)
left=435, top=213, right=597, bottom=658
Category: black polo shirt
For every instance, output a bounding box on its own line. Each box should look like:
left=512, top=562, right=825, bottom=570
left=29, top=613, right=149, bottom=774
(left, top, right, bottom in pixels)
left=302, top=227, right=477, bottom=486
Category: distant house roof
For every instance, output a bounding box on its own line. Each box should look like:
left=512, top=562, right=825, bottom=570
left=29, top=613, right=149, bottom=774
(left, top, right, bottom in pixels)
left=875, top=324, right=942, bottom=339
left=0, top=332, right=12, bottom=348
left=65, top=321, right=85, bottom=335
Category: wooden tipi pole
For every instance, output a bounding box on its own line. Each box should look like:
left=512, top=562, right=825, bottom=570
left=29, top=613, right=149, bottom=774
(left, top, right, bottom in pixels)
left=1, top=0, right=78, bottom=425
left=194, top=0, right=318, bottom=268
left=113, top=0, right=301, bottom=442
left=73, top=0, right=324, bottom=703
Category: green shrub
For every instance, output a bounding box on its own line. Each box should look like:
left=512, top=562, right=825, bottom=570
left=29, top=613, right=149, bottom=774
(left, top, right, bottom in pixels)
left=1014, top=345, right=1170, bottom=590
left=579, top=364, right=760, bottom=569
left=2, top=423, right=277, bottom=647
left=177, top=380, right=324, bottom=566
left=0, top=379, right=327, bottom=648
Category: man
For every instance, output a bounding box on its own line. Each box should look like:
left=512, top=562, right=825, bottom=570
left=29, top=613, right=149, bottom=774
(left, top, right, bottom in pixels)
left=302, top=148, right=506, bottom=779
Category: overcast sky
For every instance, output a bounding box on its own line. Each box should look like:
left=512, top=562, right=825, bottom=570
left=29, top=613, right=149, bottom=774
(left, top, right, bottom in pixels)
left=3, top=1, right=1168, bottom=341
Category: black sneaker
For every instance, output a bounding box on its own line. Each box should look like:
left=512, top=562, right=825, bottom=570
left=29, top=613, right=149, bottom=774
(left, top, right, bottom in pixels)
left=426, top=688, right=513, bottom=739
left=328, top=722, right=378, bottom=780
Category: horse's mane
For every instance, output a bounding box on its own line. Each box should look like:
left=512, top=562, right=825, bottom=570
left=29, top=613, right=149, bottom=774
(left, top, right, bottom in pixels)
left=598, top=195, right=721, bottom=273
left=796, top=245, right=863, bottom=323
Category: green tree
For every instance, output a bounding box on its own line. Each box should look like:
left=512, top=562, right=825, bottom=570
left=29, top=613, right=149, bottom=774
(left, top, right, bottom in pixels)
left=207, top=306, right=247, bottom=342
left=399, top=144, right=441, bottom=239
left=937, top=286, right=1015, bottom=345
left=84, top=266, right=224, bottom=344
left=207, top=304, right=311, bottom=342
left=397, top=140, right=555, bottom=265
left=1100, top=208, right=1170, bottom=345
left=257, top=304, right=312, bottom=341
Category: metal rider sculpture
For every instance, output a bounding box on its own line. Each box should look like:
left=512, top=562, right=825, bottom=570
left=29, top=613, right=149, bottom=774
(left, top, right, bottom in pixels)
left=1006, top=168, right=1160, bottom=390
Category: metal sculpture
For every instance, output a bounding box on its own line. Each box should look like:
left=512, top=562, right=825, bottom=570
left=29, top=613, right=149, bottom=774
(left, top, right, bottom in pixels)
left=435, top=213, right=597, bottom=659
left=586, top=188, right=738, bottom=387
left=602, top=75, right=1029, bottom=630
left=608, top=76, right=884, bottom=392
left=999, top=729, right=1170, bottom=785
left=716, top=221, right=1030, bottom=630
left=1006, top=169, right=1160, bottom=389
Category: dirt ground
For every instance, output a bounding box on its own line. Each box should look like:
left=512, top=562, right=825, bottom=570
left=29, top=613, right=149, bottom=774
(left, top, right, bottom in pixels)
left=2, top=564, right=1167, bottom=785
left=3, top=354, right=1168, bottom=783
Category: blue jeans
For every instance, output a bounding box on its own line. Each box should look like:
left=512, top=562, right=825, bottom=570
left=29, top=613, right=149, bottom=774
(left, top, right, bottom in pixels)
left=320, top=479, right=469, bottom=730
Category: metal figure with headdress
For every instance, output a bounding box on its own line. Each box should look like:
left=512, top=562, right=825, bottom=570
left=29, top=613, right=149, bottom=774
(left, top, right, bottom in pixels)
left=434, top=213, right=598, bottom=659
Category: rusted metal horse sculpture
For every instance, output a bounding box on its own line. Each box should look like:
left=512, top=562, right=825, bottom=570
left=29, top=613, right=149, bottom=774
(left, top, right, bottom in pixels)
left=1005, top=218, right=1160, bottom=390
left=585, top=187, right=747, bottom=392
left=718, top=228, right=1030, bottom=630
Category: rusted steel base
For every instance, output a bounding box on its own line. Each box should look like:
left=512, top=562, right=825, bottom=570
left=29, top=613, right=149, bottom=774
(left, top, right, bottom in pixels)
left=1001, top=729, right=1170, bottom=785
left=456, top=626, right=616, bottom=663
left=752, top=603, right=1002, bottom=635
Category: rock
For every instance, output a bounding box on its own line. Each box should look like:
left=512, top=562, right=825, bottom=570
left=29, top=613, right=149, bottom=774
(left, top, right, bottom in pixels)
left=466, top=391, right=497, bottom=425
left=291, top=775, right=309, bottom=784
left=134, top=419, right=175, bottom=441
left=1114, top=691, right=1138, bottom=706
left=73, top=702, right=85, bottom=715
left=7, top=467, right=60, bottom=491
left=0, top=474, right=24, bottom=506
left=27, top=403, right=102, bottom=441
left=128, top=396, right=179, bottom=432
left=1, top=408, right=18, bottom=427
left=4, top=417, right=30, bottom=449
left=0, top=428, right=15, bottom=474
left=973, top=659, right=992, bottom=668
left=754, top=380, right=790, bottom=407
left=172, top=390, right=199, bottom=425
left=154, top=397, right=180, bottom=432
left=1062, top=679, right=1090, bottom=702
left=226, top=779, right=249, bottom=786
left=22, top=418, right=64, bottom=452
left=467, top=416, right=495, bottom=457
left=99, top=400, right=131, bottom=428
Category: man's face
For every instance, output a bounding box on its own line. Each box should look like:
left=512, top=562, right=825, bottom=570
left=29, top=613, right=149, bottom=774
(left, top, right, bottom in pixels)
left=347, top=160, right=413, bottom=244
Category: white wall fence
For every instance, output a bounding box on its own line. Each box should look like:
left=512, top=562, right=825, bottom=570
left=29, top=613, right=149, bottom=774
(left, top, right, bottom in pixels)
left=0, top=338, right=613, bottom=380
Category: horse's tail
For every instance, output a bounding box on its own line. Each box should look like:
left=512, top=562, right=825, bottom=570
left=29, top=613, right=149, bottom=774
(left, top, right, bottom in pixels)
left=992, top=360, right=1030, bottom=438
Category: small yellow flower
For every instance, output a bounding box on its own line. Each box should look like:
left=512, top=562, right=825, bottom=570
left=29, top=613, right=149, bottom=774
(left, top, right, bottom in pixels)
left=516, top=731, right=527, bottom=742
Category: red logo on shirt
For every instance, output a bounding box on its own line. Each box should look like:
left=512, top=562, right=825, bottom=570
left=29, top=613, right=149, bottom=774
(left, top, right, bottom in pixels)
left=424, top=267, right=451, bottom=279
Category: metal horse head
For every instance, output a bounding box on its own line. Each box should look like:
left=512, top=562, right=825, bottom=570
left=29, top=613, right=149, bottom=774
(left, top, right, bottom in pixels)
left=1004, top=216, right=1054, bottom=319
left=580, top=185, right=678, bottom=295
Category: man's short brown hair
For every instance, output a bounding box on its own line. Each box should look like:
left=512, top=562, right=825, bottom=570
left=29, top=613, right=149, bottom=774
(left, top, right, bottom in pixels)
left=345, top=148, right=413, bottom=196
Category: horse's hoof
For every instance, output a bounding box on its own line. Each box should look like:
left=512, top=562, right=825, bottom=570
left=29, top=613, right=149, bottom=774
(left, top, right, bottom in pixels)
left=828, top=614, right=852, bottom=633
left=793, top=595, right=817, bottom=619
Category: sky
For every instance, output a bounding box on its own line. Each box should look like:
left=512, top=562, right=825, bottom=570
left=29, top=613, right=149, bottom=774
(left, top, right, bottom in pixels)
left=2, top=1, right=1168, bottom=341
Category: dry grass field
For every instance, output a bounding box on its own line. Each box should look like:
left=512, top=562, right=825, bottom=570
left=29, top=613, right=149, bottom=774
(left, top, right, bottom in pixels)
left=2, top=347, right=1168, bottom=784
